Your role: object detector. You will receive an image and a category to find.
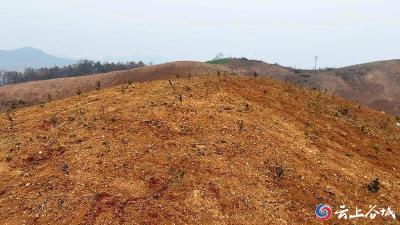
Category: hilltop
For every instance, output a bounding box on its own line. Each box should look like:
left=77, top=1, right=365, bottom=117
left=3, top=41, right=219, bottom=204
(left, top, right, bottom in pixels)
left=0, top=47, right=76, bottom=71
left=0, top=61, right=226, bottom=112
left=0, top=74, right=399, bottom=224
left=1, top=58, right=399, bottom=116
left=208, top=57, right=293, bottom=77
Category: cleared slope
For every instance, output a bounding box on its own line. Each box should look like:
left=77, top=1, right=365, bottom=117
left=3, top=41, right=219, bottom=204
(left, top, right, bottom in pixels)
left=285, top=60, right=400, bottom=115
left=219, top=58, right=400, bottom=115
left=0, top=61, right=226, bottom=112
left=221, top=58, right=293, bottom=77
left=321, top=60, right=400, bottom=114
left=0, top=75, right=399, bottom=224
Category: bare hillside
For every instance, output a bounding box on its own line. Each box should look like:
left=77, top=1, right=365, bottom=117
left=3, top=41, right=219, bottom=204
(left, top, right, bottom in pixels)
left=0, top=61, right=226, bottom=112
left=219, top=58, right=400, bottom=115
left=219, top=58, right=293, bottom=77
left=0, top=75, right=399, bottom=224
left=2, top=58, right=399, bottom=116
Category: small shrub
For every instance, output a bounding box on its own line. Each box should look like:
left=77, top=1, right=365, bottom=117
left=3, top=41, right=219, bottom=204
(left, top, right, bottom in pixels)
left=120, top=84, right=131, bottom=92
left=345, top=152, right=352, bottom=157
left=168, top=80, right=175, bottom=90
left=121, top=139, right=129, bottom=145
left=273, top=165, right=285, bottom=180
left=10, top=100, right=25, bottom=109
left=305, top=119, right=312, bottom=128
left=60, top=162, right=70, bottom=174
left=372, top=144, right=380, bottom=154
left=77, top=89, right=82, bottom=95
left=379, top=120, right=388, bottom=129
left=67, top=115, right=76, bottom=122
left=169, top=168, right=185, bottom=184
left=49, top=114, right=58, bottom=126
left=244, top=102, right=250, bottom=111
left=177, top=93, right=183, bottom=102
left=238, top=120, right=244, bottom=132
left=96, top=81, right=101, bottom=90
left=176, top=170, right=185, bottom=180
left=360, top=124, right=371, bottom=134
left=5, top=155, right=12, bottom=162
left=337, top=106, right=349, bottom=116
left=6, top=109, right=13, bottom=122
left=367, top=178, right=380, bottom=193
left=5, top=100, right=25, bottom=123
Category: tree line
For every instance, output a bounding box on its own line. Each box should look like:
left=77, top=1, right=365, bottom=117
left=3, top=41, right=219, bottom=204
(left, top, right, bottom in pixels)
left=0, top=59, right=146, bottom=86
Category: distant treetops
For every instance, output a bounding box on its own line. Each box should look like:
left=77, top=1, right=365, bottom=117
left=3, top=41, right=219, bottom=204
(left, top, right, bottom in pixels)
left=0, top=59, right=146, bottom=86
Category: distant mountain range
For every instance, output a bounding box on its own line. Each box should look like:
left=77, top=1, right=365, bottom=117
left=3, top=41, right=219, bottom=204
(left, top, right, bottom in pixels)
left=0, top=47, right=170, bottom=71
left=0, top=47, right=76, bottom=71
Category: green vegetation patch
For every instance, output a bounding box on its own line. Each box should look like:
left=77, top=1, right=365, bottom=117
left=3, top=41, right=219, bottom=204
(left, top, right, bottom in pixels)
left=206, top=58, right=230, bottom=65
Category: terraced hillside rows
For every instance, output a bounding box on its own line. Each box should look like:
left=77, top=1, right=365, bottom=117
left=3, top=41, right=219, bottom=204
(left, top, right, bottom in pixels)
left=0, top=75, right=399, bottom=224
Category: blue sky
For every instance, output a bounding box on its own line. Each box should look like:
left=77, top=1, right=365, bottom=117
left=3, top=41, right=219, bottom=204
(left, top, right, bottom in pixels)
left=0, top=0, right=399, bottom=68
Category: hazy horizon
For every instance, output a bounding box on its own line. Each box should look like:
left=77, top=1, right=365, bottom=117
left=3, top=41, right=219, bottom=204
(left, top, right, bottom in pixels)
left=1, top=0, right=399, bottom=68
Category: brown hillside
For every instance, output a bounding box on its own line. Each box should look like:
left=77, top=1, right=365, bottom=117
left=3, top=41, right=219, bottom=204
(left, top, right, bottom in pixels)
left=0, top=75, right=399, bottom=224
left=222, top=58, right=400, bottom=115
left=315, top=60, right=400, bottom=115
left=222, top=58, right=293, bottom=77
left=0, top=61, right=226, bottom=112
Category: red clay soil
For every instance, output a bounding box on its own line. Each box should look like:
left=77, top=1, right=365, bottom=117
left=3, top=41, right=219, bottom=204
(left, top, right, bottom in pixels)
left=0, top=75, right=399, bottom=224
left=0, top=61, right=227, bottom=112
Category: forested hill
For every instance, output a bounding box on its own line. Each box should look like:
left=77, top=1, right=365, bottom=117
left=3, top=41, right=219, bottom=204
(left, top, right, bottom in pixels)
left=0, top=60, right=145, bottom=86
